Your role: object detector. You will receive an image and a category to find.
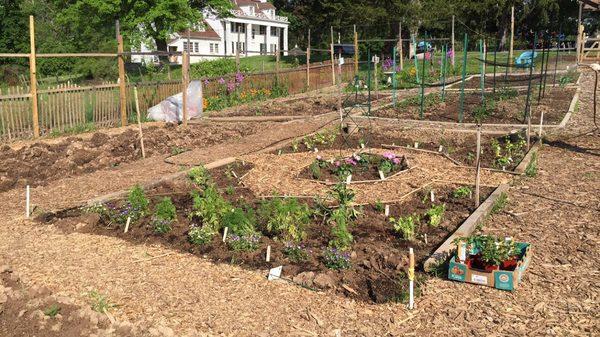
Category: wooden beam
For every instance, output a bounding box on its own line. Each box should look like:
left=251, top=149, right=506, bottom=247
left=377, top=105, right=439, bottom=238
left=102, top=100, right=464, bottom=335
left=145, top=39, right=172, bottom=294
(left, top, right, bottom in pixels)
left=117, top=34, right=127, bottom=127
left=354, top=25, right=359, bottom=74
left=29, top=16, right=40, bottom=138
left=306, top=29, right=311, bottom=90
left=182, top=51, right=189, bottom=126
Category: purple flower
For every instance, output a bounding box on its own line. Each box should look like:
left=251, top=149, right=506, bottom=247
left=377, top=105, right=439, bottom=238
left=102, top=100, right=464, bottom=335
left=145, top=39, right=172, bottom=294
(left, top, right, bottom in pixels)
left=344, top=158, right=357, bottom=166
left=226, top=81, right=236, bottom=93
left=383, top=152, right=396, bottom=160
left=218, top=77, right=225, bottom=84
left=392, top=157, right=401, bottom=165
left=203, top=79, right=209, bottom=85
left=316, top=155, right=322, bottom=160
left=446, top=49, right=454, bottom=59
left=334, top=161, right=341, bottom=167
left=235, top=72, right=244, bottom=83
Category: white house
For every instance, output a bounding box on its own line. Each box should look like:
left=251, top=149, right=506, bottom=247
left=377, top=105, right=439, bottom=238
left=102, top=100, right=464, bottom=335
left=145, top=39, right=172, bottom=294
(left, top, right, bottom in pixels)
left=132, top=0, right=289, bottom=64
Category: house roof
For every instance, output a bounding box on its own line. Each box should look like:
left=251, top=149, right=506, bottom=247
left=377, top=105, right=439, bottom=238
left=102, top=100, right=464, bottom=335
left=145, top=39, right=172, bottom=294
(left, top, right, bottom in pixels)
left=171, top=23, right=221, bottom=43
left=231, top=0, right=276, bottom=11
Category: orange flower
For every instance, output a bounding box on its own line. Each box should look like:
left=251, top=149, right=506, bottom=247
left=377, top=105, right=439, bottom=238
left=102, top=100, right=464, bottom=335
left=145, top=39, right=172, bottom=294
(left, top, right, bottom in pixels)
left=202, top=97, right=208, bottom=109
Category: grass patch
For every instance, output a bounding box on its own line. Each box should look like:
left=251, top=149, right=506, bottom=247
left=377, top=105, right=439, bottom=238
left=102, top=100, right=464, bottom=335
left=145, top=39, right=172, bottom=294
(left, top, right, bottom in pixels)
left=88, top=290, right=117, bottom=313
left=44, top=304, right=61, bottom=317
left=525, top=151, right=538, bottom=177
left=490, top=192, right=508, bottom=215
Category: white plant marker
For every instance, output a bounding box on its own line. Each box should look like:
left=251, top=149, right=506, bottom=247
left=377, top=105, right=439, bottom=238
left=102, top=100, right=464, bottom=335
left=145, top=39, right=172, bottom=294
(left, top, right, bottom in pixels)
left=124, top=216, right=131, bottom=233
left=408, top=248, right=415, bottom=310
left=232, top=171, right=238, bottom=179
left=268, top=266, right=282, bottom=281
left=414, top=142, right=419, bottom=149
left=314, top=147, right=319, bottom=153
left=222, top=227, right=229, bottom=242
left=25, top=185, right=30, bottom=218
left=424, top=234, right=428, bottom=244
left=384, top=205, right=390, bottom=216
left=430, top=190, right=435, bottom=202
left=278, top=150, right=282, bottom=155
left=438, top=145, right=443, bottom=152
left=346, top=174, right=352, bottom=184
left=378, top=170, right=385, bottom=180
left=360, top=143, right=365, bottom=149
left=457, top=240, right=466, bottom=262
left=266, top=245, right=271, bottom=262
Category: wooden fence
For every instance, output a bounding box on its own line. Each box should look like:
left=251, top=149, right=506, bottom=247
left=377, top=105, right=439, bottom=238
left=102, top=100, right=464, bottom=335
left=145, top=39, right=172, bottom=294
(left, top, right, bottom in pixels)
left=0, top=63, right=354, bottom=141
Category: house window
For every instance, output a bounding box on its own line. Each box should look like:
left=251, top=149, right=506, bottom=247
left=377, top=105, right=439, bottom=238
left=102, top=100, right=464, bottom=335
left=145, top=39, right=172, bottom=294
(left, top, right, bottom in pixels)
left=194, top=42, right=199, bottom=53
left=270, top=27, right=278, bottom=37
left=210, top=43, right=220, bottom=54
left=183, top=41, right=188, bottom=52
left=232, top=41, right=235, bottom=54
left=260, top=43, right=266, bottom=55
left=214, top=43, right=219, bottom=53
left=270, top=43, right=278, bottom=53
left=210, top=43, right=214, bottom=53
left=259, top=25, right=267, bottom=35
left=231, top=22, right=246, bottom=33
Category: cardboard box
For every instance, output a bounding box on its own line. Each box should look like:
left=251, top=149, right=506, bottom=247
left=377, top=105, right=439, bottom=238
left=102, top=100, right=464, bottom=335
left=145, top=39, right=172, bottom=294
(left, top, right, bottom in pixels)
left=447, top=242, right=532, bottom=291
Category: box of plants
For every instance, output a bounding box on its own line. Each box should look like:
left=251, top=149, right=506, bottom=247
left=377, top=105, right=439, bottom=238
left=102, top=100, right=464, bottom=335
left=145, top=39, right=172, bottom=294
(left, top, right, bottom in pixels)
left=447, top=235, right=532, bottom=291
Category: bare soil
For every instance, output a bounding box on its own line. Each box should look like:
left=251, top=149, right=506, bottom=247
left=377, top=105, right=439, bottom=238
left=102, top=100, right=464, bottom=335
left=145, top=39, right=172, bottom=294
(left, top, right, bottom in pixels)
left=371, top=87, right=575, bottom=124
left=207, top=93, right=391, bottom=117
left=41, top=160, right=492, bottom=304
left=0, top=122, right=271, bottom=193
left=461, top=72, right=579, bottom=89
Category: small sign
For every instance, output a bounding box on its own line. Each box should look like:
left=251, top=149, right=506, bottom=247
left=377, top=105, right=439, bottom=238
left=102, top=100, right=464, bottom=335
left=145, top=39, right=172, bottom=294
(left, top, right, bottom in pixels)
left=378, top=170, right=385, bottom=180
left=268, top=266, right=283, bottom=281
left=430, top=190, right=435, bottom=202
left=414, top=142, right=419, bottom=149
left=124, top=216, right=131, bottom=233
left=438, top=145, right=443, bottom=152
left=346, top=174, right=352, bottom=184
left=339, top=57, right=345, bottom=65
left=266, top=245, right=271, bottom=262
left=372, top=55, right=380, bottom=64
left=384, top=205, right=390, bottom=216
left=222, top=227, right=229, bottom=242
left=471, top=274, right=488, bottom=285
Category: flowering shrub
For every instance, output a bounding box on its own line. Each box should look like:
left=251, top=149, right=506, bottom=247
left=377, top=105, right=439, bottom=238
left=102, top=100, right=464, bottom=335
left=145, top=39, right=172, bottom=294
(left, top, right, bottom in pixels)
left=379, top=152, right=404, bottom=175
left=323, top=247, right=351, bottom=270
left=227, top=234, right=260, bottom=252
left=309, top=152, right=405, bottom=181
left=188, top=224, right=215, bottom=245
left=152, top=217, right=172, bottom=234
left=283, top=242, right=311, bottom=263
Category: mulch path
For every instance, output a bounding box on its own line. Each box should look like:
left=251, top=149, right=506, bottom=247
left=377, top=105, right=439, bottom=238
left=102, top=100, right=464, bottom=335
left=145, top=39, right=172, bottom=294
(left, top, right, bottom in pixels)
left=0, top=80, right=598, bottom=336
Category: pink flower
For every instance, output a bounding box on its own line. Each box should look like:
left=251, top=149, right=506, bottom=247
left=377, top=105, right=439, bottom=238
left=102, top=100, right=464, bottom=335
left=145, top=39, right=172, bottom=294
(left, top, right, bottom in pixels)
left=203, top=79, right=209, bottom=85
left=218, top=77, right=225, bottom=84
left=424, top=52, right=432, bottom=61
left=334, top=161, right=341, bottom=167
left=344, top=158, right=357, bottom=166
left=383, top=152, right=396, bottom=160
left=392, top=157, right=401, bottom=165
left=316, top=155, right=322, bottom=161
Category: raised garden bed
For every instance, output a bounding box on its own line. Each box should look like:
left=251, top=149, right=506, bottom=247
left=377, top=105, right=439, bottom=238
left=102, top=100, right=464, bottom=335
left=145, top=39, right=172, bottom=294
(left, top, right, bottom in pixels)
left=40, top=154, right=498, bottom=304
left=369, top=87, right=576, bottom=125
left=456, top=72, right=579, bottom=89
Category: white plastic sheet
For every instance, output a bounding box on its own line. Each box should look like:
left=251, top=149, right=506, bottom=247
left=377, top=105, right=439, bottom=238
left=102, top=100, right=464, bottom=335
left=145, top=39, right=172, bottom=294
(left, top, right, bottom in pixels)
left=147, top=80, right=203, bottom=122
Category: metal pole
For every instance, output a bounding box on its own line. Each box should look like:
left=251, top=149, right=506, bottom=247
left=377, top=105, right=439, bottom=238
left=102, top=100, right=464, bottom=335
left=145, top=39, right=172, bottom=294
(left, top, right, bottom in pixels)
left=480, top=39, right=485, bottom=103
left=537, top=37, right=546, bottom=104
left=452, top=15, right=456, bottom=66
left=524, top=34, right=537, bottom=123
left=542, top=39, right=550, bottom=97
left=419, top=38, right=426, bottom=120
left=493, top=46, right=497, bottom=94
left=367, top=49, right=372, bottom=116
left=393, top=46, right=397, bottom=107
left=553, top=35, right=560, bottom=87
left=441, top=44, right=447, bottom=101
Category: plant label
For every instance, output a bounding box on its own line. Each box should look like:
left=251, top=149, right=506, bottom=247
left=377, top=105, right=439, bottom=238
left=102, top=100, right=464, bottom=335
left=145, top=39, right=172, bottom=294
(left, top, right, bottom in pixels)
left=430, top=190, right=435, bottom=202
left=232, top=171, right=238, bottom=178
left=222, top=227, right=228, bottom=242
left=438, top=145, right=443, bottom=152
left=384, top=205, right=390, bottom=216
left=414, top=142, right=419, bottom=149
left=360, top=143, right=365, bottom=149
left=314, top=147, right=319, bottom=153
left=424, top=233, right=428, bottom=244
left=266, top=245, right=271, bottom=262
left=25, top=185, right=30, bottom=218
left=471, top=274, right=488, bottom=285
left=346, top=175, right=352, bottom=184
left=379, top=170, right=385, bottom=180
left=277, top=150, right=282, bottom=156
left=339, top=57, right=345, bottom=65
left=124, top=217, right=131, bottom=233
left=268, top=266, right=283, bottom=281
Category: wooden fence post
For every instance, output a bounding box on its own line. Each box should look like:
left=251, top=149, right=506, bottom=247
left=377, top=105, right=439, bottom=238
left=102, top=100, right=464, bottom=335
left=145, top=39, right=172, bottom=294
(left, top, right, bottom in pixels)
left=182, top=51, right=189, bottom=126
left=399, top=22, right=404, bottom=70
left=29, top=15, right=40, bottom=137
left=117, top=34, right=127, bottom=127
left=475, top=125, right=481, bottom=208
left=306, top=29, right=311, bottom=90
left=330, top=26, right=335, bottom=85
left=354, top=25, right=359, bottom=74
left=509, top=6, right=515, bottom=63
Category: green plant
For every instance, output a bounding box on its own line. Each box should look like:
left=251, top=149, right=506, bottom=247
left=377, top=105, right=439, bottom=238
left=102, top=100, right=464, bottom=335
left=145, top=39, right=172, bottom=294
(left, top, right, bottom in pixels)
left=525, top=151, right=538, bottom=177
left=374, top=199, right=385, bottom=212
left=390, top=215, right=419, bottom=240
left=127, top=185, right=150, bottom=219
left=456, top=235, right=520, bottom=266
left=291, top=139, right=300, bottom=152
left=496, top=87, right=518, bottom=101
left=227, top=234, right=260, bottom=252
left=425, top=204, right=445, bottom=227
left=472, top=100, right=495, bottom=124
left=329, top=183, right=355, bottom=207
left=491, top=192, right=508, bottom=214
left=309, top=161, right=322, bottom=179
left=222, top=207, right=256, bottom=236
left=453, top=186, right=472, bottom=198
left=283, top=242, right=310, bottom=263
left=171, top=146, right=187, bottom=155
left=88, top=291, right=116, bottom=313
left=225, top=185, right=235, bottom=195
left=188, top=224, right=215, bottom=245
left=188, top=166, right=212, bottom=188
left=323, top=247, right=351, bottom=270
left=257, top=197, right=311, bottom=242
left=328, top=206, right=354, bottom=249
left=154, top=197, right=176, bottom=221
left=189, top=186, right=231, bottom=232
left=44, top=304, right=61, bottom=317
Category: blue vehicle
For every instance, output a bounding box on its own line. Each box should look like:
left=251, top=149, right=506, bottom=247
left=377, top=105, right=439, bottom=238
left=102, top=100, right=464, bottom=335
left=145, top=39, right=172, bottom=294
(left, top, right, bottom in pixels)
left=515, top=50, right=538, bottom=68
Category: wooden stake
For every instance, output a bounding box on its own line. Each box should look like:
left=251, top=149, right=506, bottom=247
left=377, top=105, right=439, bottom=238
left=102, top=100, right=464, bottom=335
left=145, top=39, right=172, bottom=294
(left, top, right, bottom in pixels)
left=451, top=15, right=455, bottom=66
left=25, top=185, right=30, bottom=218
left=117, top=34, right=127, bottom=127
left=384, top=204, right=390, bottom=216
left=399, top=22, right=404, bottom=70
left=124, top=216, right=131, bottom=233
left=29, top=16, right=40, bottom=137
left=509, top=6, right=515, bottom=63
left=222, top=227, right=228, bottom=242
left=408, top=248, right=415, bottom=310
left=354, top=25, right=359, bottom=74
left=266, top=245, right=271, bottom=262
left=236, top=30, right=241, bottom=72
left=475, top=126, right=481, bottom=208
left=538, top=110, right=544, bottom=142
left=306, top=29, right=311, bottom=90
left=133, top=86, right=146, bottom=158
left=182, top=51, right=189, bottom=125
left=330, top=27, right=335, bottom=85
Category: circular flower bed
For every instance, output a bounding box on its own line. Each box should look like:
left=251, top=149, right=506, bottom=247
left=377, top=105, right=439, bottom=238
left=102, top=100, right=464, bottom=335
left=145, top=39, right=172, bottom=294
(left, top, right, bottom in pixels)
left=301, top=152, right=408, bottom=182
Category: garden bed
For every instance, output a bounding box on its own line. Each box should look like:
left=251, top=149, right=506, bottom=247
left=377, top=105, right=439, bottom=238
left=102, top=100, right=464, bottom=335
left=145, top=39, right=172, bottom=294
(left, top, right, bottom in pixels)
left=40, top=159, right=495, bottom=304
left=370, top=87, right=576, bottom=124
left=207, top=93, right=391, bottom=117
left=458, top=72, right=579, bottom=89
left=0, top=122, right=275, bottom=193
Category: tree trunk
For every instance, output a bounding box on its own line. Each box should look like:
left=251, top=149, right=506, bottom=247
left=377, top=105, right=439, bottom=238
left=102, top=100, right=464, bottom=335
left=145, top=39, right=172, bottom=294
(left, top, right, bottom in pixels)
left=155, top=37, right=170, bottom=65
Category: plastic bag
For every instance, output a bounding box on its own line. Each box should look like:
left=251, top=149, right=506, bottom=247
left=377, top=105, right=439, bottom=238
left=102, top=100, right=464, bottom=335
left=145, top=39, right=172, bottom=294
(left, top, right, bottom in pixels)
left=147, top=80, right=203, bottom=122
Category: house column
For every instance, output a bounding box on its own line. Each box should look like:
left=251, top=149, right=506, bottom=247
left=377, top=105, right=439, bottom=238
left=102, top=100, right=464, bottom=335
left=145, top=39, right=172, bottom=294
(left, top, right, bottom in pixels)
left=223, top=21, right=228, bottom=56
left=264, top=25, right=268, bottom=55
left=245, top=23, right=249, bottom=57
left=283, top=26, right=288, bottom=55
